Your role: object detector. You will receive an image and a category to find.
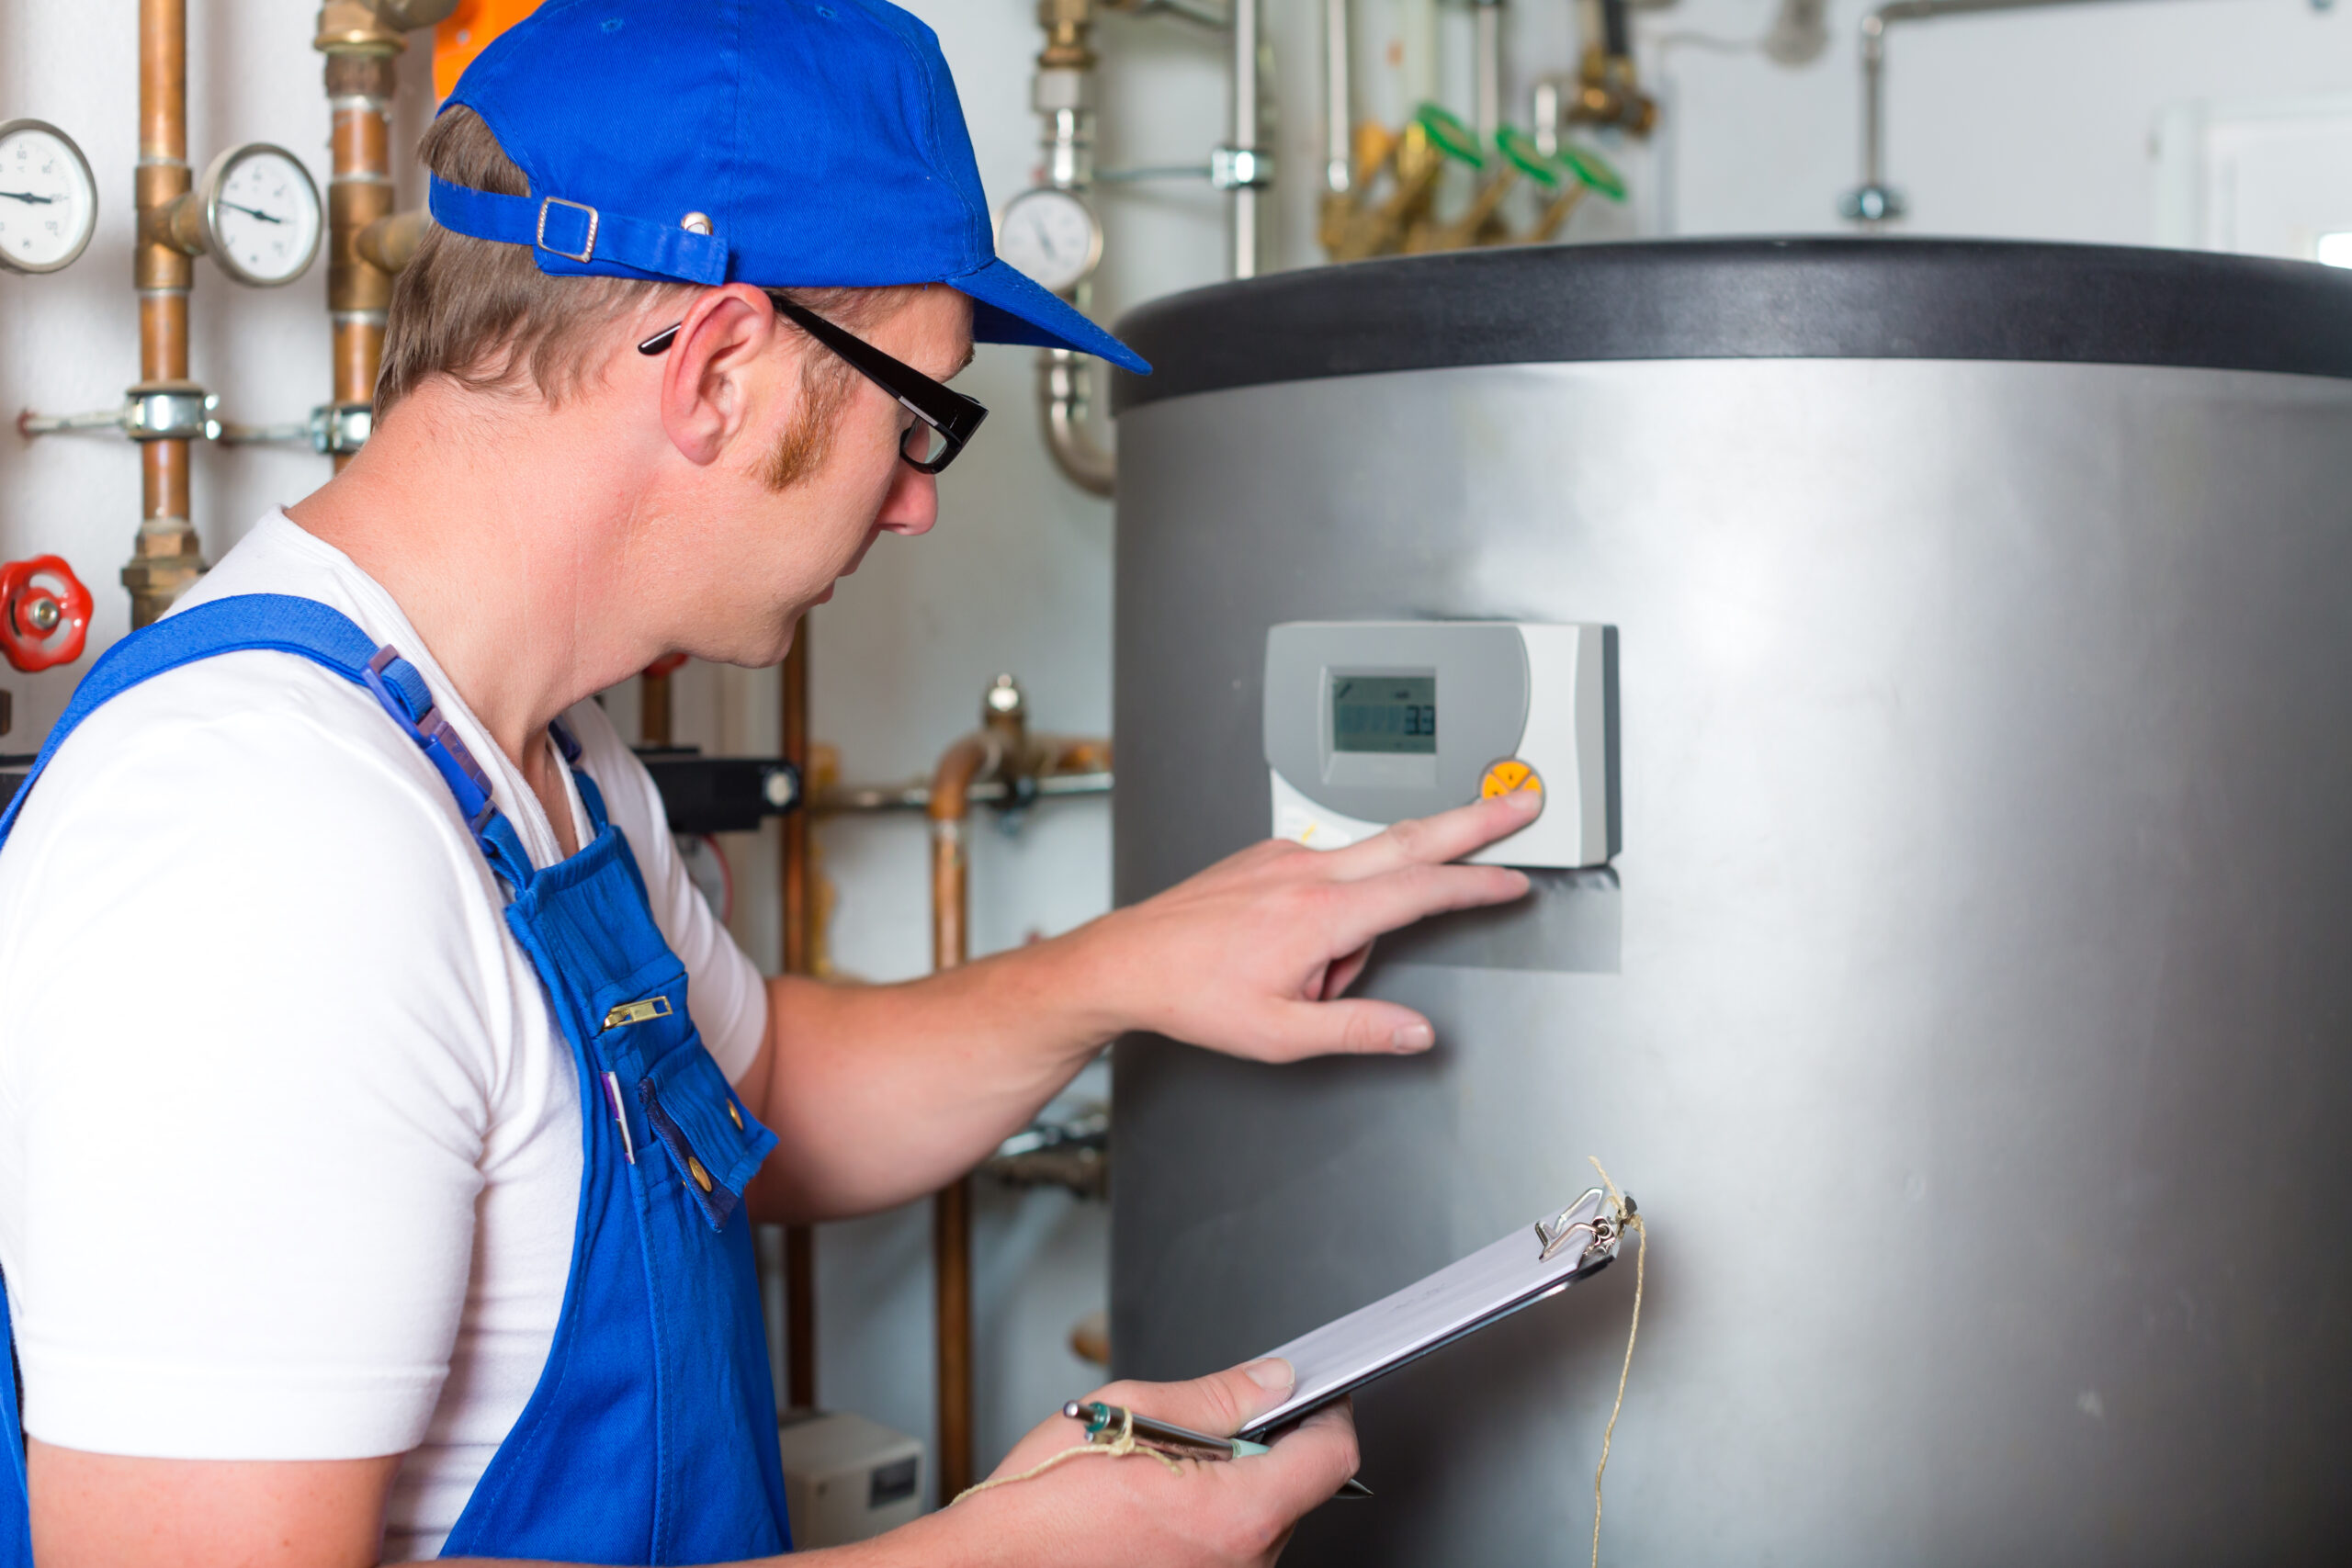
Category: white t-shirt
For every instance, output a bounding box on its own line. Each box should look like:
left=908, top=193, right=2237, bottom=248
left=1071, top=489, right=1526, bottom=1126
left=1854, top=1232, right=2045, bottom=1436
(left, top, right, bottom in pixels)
left=0, top=513, right=768, bottom=1562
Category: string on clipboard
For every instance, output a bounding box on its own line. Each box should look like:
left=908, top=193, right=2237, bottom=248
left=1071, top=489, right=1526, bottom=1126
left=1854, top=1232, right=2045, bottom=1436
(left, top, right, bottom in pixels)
left=951, top=1402, right=1186, bottom=1505
left=1586, top=1156, right=1646, bottom=1568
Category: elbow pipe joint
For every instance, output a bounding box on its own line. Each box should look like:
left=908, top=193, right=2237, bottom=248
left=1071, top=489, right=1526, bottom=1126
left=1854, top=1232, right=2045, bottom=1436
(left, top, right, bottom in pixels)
left=1039, top=350, right=1116, bottom=497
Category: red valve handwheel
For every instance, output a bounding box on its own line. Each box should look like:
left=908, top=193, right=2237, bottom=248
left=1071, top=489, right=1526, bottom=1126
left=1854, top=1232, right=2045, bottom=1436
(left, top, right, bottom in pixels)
left=0, top=556, right=93, bottom=673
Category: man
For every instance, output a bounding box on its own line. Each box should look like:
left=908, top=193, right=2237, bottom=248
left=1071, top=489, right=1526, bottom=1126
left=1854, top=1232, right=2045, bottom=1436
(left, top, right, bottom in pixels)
left=0, top=3, right=1540, bottom=1564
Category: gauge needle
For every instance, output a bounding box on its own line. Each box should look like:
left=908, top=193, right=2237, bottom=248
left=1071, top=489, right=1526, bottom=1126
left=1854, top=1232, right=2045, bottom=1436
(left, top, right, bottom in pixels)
left=0, top=190, right=56, bottom=205
left=220, top=201, right=284, bottom=225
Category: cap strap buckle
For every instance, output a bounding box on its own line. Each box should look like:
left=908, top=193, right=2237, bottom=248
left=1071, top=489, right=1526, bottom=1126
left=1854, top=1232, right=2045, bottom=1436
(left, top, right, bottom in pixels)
left=536, top=196, right=599, bottom=264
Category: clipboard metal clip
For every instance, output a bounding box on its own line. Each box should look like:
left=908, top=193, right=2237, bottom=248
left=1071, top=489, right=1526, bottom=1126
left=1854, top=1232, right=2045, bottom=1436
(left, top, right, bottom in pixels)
left=1535, top=1186, right=1633, bottom=1266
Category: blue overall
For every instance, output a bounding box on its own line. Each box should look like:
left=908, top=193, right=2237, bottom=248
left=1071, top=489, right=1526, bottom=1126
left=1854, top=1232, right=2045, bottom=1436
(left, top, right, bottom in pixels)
left=0, top=594, right=792, bottom=1565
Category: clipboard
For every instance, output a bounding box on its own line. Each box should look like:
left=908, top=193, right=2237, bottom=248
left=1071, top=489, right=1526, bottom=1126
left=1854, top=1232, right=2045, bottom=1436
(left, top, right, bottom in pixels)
left=1237, top=1185, right=1629, bottom=1439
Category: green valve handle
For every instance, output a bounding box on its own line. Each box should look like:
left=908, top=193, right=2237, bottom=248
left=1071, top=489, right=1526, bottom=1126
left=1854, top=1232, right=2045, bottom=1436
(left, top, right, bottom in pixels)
left=1494, top=124, right=1561, bottom=186
left=1555, top=141, right=1627, bottom=201
left=1414, top=102, right=1485, bottom=169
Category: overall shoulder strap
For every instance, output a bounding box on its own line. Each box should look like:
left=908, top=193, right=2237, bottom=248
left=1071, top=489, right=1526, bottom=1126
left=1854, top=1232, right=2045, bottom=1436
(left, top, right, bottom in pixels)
left=0, top=593, right=531, bottom=888
left=1, top=1269, right=27, bottom=1568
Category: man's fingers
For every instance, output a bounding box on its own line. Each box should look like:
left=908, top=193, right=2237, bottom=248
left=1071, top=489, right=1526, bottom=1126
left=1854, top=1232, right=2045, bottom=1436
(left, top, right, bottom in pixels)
left=1086, top=1358, right=1300, bottom=1440
left=1314, top=861, right=1531, bottom=959
left=1318, top=940, right=1374, bottom=1001
left=1320, top=789, right=1543, bottom=880
left=1260, top=997, right=1435, bottom=1059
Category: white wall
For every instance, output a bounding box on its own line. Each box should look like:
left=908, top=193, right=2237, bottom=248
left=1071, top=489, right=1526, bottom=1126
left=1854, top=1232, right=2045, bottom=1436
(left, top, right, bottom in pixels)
left=1, top=0, right=2343, bottom=1520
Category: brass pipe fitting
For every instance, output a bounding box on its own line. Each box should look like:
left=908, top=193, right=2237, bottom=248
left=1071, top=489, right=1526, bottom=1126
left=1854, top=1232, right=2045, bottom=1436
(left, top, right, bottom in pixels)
left=1037, top=0, right=1098, bottom=69
left=356, top=209, right=428, bottom=274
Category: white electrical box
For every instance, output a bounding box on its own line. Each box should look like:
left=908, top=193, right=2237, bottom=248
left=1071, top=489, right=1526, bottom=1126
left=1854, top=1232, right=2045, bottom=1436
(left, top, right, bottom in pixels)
left=1263, top=620, right=1619, bottom=868
left=776, top=1408, right=926, bottom=1548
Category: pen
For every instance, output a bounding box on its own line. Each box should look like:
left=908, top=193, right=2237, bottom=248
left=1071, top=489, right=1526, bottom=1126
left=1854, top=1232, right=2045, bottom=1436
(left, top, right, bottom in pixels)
left=1062, top=1401, right=1373, bottom=1497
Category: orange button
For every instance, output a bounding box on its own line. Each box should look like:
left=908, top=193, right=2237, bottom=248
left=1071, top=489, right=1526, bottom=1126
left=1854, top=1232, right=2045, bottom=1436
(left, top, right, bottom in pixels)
left=1480, top=759, right=1543, bottom=799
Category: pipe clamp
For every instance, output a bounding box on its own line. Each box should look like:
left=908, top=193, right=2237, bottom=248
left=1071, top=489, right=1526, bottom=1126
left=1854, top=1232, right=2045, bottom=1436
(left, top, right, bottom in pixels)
left=124, top=385, right=220, bottom=443
left=1209, top=146, right=1272, bottom=190
left=311, top=401, right=376, bottom=456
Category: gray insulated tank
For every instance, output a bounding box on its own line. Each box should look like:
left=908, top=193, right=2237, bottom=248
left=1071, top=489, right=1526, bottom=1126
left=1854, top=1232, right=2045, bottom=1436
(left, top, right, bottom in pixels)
left=1104, top=240, right=2352, bottom=1566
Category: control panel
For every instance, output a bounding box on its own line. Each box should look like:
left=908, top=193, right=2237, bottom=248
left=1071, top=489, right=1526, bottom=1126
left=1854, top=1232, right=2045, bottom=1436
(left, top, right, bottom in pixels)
left=1263, top=620, right=1618, bottom=868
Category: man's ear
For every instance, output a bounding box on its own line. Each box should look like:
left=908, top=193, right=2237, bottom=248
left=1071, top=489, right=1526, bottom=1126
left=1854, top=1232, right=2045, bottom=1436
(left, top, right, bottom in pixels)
left=657, top=284, right=782, bottom=468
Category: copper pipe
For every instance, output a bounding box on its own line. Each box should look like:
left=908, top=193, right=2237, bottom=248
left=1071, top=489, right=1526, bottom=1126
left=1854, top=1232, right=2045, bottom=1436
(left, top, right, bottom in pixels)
left=927, top=729, right=990, bottom=1500
left=127, top=0, right=200, bottom=628
left=640, top=671, right=673, bottom=749
left=779, top=632, right=818, bottom=1411
left=318, top=5, right=406, bottom=472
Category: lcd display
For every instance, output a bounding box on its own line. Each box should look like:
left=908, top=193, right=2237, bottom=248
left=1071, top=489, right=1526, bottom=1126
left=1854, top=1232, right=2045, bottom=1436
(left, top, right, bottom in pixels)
left=1332, top=673, right=1437, bottom=754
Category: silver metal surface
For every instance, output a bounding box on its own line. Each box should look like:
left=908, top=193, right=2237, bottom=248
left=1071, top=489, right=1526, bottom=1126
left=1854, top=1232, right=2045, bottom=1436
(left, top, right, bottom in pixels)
left=1225, top=0, right=1263, bottom=277
left=1112, top=354, right=2352, bottom=1562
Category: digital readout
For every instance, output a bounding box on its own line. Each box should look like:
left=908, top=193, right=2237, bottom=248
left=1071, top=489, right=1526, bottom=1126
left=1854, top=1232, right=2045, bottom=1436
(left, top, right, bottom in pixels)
left=1332, top=673, right=1437, bottom=754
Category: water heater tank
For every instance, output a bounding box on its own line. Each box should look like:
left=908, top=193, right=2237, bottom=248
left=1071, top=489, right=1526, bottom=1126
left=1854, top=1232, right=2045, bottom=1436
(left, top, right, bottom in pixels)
left=1106, top=240, right=2352, bottom=1565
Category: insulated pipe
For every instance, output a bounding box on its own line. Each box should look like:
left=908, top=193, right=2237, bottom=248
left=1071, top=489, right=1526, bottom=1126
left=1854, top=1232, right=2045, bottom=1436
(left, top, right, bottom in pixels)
left=127, top=0, right=200, bottom=629
left=1844, top=0, right=2170, bottom=224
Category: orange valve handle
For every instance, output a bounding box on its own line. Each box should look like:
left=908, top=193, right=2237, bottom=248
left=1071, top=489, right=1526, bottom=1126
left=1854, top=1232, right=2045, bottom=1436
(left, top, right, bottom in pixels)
left=0, top=556, right=92, bottom=672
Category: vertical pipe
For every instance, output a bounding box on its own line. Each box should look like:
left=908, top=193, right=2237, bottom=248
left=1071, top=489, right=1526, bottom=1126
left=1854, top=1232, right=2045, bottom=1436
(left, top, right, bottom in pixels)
left=927, top=733, right=990, bottom=1503
left=640, top=670, right=673, bottom=748
left=1473, top=0, right=1504, bottom=146
left=1035, top=2, right=1114, bottom=495
left=1229, top=0, right=1261, bottom=278
left=1322, top=0, right=1352, bottom=196
left=1860, top=13, right=1888, bottom=195
left=779, top=633, right=818, bottom=1411
left=128, top=0, right=200, bottom=629
left=323, top=48, right=396, bottom=471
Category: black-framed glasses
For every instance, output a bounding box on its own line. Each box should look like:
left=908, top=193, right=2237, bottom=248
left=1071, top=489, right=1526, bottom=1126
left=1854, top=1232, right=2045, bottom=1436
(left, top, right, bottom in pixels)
left=638, top=293, right=988, bottom=475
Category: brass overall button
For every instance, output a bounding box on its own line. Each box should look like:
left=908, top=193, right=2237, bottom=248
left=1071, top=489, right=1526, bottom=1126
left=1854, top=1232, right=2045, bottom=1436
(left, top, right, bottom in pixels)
left=727, top=1101, right=743, bottom=1131
left=686, top=1155, right=715, bottom=1193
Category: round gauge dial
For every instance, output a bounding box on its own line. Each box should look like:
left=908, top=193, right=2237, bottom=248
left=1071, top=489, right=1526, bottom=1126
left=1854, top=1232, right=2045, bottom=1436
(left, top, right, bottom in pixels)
left=200, top=143, right=322, bottom=288
left=998, top=186, right=1102, bottom=294
left=0, top=119, right=97, bottom=276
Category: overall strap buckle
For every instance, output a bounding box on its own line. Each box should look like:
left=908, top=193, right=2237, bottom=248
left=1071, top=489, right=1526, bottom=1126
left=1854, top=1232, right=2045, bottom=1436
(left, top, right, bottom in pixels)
left=361, top=646, right=499, bottom=836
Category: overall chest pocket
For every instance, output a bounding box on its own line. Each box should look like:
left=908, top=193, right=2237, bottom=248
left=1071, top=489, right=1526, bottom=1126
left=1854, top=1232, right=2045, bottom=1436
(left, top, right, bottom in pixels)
left=593, top=956, right=778, bottom=1231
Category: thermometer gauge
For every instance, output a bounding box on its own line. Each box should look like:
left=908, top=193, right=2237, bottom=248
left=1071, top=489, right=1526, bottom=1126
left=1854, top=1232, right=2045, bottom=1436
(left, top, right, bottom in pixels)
left=997, top=186, right=1102, bottom=294
left=0, top=119, right=97, bottom=276
left=198, top=143, right=322, bottom=288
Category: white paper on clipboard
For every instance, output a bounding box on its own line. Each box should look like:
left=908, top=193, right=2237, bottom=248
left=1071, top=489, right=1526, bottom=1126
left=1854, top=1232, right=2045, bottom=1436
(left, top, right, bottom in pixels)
left=1238, top=1186, right=1625, bottom=1439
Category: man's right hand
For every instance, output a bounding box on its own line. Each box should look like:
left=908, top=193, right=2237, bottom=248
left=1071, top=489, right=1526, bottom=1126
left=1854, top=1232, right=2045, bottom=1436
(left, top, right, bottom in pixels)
left=831, top=1358, right=1354, bottom=1568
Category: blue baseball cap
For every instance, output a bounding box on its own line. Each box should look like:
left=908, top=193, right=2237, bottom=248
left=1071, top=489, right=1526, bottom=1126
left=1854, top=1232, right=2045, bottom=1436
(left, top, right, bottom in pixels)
left=426, top=0, right=1148, bottom=375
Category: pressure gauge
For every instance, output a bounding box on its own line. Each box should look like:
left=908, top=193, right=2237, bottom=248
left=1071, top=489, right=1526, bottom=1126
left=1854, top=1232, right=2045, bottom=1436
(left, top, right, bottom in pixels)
left=0, top=119, right=97, bottom=275
left=998, top=186, right=1102, bottom=294
left=198, top=143, right=322, bottom=288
